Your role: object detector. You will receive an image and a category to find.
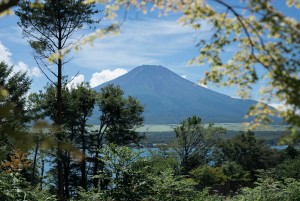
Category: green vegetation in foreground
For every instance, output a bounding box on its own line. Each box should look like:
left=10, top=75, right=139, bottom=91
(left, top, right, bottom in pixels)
left=1, top=0, right=299, bottom=199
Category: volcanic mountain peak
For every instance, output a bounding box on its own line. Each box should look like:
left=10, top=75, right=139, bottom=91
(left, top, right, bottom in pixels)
left=92, top=65, right=276, bottom=124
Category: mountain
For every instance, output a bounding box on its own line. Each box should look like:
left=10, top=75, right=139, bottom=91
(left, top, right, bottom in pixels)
left=91, top=65, right=274, bottom=124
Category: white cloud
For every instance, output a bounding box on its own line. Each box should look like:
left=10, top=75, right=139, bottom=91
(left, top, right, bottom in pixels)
left=181, top=75, right=187, bottom=79
left=72, top=18, right=208, bottom=69
left=13, top=61, right=42, bottom=78
left=31, top=67, right=42, bottom=77
left=0, top=42, right=42, bottom=78
left=0, top=42, right=12, bottom=65
left=90, top=68, right=128, bottom=88
left=67, top=74, right=85, bottom=89
left=13, top=61, right=29, bottom=73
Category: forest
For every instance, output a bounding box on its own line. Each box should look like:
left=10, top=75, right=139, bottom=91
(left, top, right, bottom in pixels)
left=1, top=60, right=300, bottom=200
left=0, top=0, right=300, bottom=201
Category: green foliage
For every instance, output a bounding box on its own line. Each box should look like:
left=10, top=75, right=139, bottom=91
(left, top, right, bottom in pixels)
left=28, top=83, right=98, bottom=193
left=193, top=189, right=224, bottom=201
left=99, top=145, right=148, bottom=200
left=190, top=165, right=227, bottom=187
left=0, top=62, right=31, bottom=128
left=284, top=145, right=299, bottom=159
left=91, top=84, right=144, bottom=190
left=0, top=173, right=56, bottom=201
left=148, top=144, right=180, bottom=174
left=78, top=145, right=196, bottom=201
left=96, top=84, right=144, bottom=145
left=275, top=156, right=300, bottom=180
left=172, top=115, right=225, bottom=173
left=16, top=0, right=99, bottom=62
left=217, top=130, right=282, bottom=179
left=232, top=178, right=300, bottom=201
left=190, top=161, right=250, bottom=188
left=221, top=161, right=250, bottom=182
left=0, top=62, right=32, bottom=159
left=29, top=82, right=96, bottom=136
left=148, top=169, right=196, bottom=201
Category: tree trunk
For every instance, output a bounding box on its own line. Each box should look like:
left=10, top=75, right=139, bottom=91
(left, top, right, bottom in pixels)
left=32, top=137, right=39, bottom=184
left=80, top=122, right=87, bottom=190
left=92, top=144, right=106, bottom=189
left=56, top=42, right=65, bottom=200
left=40, top=159, right=44, bottom=190
left=63, top=154, right=70, bottom=199
left=93, top=125, right=105, bottom=189
left=57, top=141, right=64, bottom=200
left=92, top=150, right=99, bottom=188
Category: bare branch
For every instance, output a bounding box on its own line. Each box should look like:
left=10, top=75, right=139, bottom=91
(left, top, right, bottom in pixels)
left=33, top=56, right=56, bottom=86
left=66, top=71, right=79, bottom=85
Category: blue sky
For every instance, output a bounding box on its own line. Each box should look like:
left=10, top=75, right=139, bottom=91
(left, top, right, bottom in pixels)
left=0, top=1, right=299, bottom=109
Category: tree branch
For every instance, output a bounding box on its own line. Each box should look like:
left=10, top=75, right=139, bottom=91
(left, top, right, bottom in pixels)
left=0, top=0, right=19, bottom=13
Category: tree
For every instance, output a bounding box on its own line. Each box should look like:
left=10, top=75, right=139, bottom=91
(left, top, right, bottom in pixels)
left=77, top=144, right=196, bottom=201
left=16, top=1, right=99, bottom=199
left=58, top=83, right=96, bottom=197
left=0, top=62, right=32, bottom=159
left=190, top=165, right=227, bottom=188
left=283, top=145, right=299, bottom=159
left=172, top=116, right=226, bottom=174
left=148, top=144, right=181, bottom=175
left=274, top=156, right=300, bottom=181
left=0, top=62, right=31, bottom=129
left=92, top=84, right=144, bottom=188
left=221, top=161, right=250, bottom=182
left=0, top=150, right=34, bottom=183
left=69, top=83, right=96, bottom=191
left=217, top=131, right=283, bottom=180
left=29, top=83, right=96, bottom=196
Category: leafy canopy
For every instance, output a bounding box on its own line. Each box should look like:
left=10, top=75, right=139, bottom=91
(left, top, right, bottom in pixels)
left=172, top=115, right=225, bottom=173
left=96, top=84, right=144, bottom=145
left=0, top=62, right=32, bottom=159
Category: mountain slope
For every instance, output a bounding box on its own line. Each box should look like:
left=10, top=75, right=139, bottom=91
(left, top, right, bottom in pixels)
left=92, top=65, right=270, bottom=124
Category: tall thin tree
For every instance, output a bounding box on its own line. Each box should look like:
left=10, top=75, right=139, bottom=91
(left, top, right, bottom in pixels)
left=16, top=1, right=99, bottom=199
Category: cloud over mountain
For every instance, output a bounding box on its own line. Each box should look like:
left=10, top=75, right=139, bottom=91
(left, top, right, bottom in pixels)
left=90, top=68, right=128, bottom=87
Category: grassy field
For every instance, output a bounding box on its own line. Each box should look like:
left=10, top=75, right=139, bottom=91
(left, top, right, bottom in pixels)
left=90, top=123, right=290, bottom=144
left=135, top=123, right=289, bottom=132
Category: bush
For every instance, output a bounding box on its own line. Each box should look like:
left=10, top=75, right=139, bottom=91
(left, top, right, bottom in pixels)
left=190, top=165, right=227, bottom=188
left=232, top=178, right=300, bottom=201
left=0, top=173, right=56, bottom=201
left=221, top=161, right=250, bottom=181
